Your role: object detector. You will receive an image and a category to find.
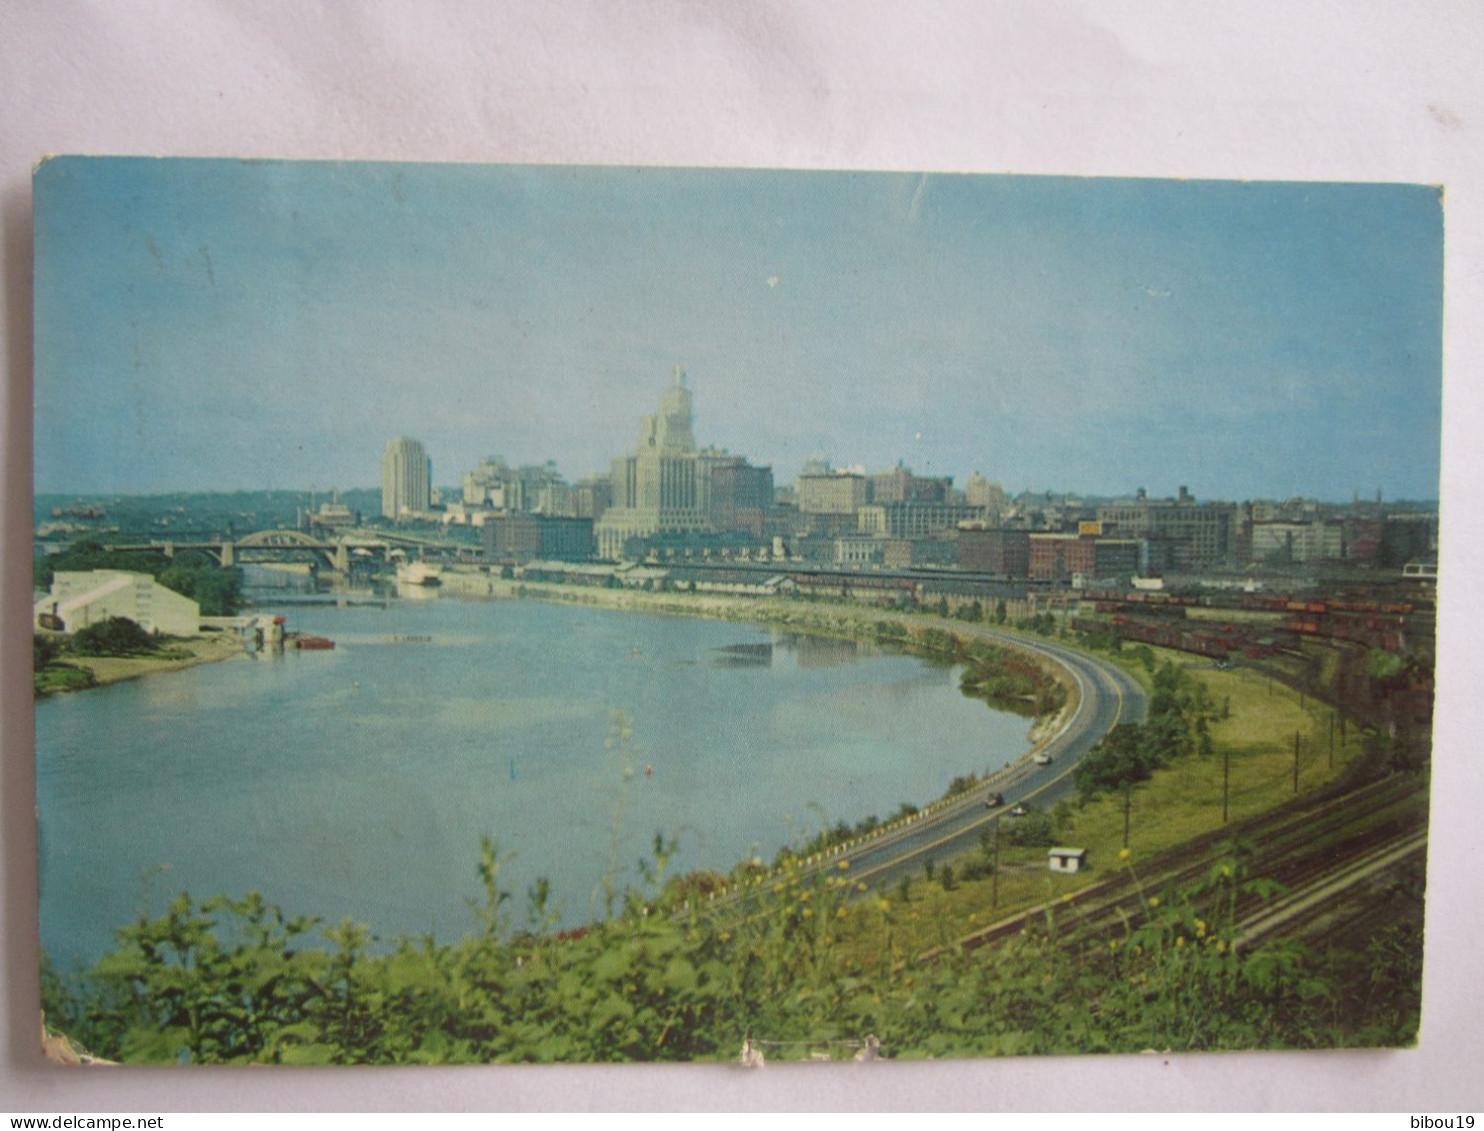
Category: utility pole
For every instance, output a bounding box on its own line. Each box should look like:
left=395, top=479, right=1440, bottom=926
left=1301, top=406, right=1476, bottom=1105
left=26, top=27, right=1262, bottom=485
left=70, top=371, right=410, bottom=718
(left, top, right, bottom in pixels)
left=1222, top=744, right=1230, bottom=824
left=1122, top=781, right=1132, bottom=849
left=992, top=821, right=1000, bottom=909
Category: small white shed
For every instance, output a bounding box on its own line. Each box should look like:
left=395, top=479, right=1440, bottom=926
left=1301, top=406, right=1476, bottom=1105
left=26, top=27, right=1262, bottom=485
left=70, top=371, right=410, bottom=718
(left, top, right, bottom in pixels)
left=1048, top=847, right=1088, bottom=874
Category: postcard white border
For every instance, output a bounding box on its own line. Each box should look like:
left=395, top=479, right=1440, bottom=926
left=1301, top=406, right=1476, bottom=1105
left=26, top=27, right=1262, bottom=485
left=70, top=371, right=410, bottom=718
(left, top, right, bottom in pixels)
left=3, top=0, right=1481, bottom=1113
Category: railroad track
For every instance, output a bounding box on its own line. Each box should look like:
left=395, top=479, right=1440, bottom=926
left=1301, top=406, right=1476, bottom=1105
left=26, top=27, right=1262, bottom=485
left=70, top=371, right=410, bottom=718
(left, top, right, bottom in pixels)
left=1234, top=828, right=1428, bottom=951
left=931, top=770, right=1428, bottom=959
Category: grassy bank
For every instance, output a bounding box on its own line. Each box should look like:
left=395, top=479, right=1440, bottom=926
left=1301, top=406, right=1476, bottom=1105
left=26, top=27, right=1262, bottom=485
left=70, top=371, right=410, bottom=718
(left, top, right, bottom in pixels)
left=34, top=631, right=245, bottom=697
left=826, top=655, right=1367, bottom=957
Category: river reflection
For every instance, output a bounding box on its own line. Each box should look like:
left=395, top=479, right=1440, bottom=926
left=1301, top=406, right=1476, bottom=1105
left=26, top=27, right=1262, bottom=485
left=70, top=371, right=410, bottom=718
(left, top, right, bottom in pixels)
left=710, top=642, right=773, bottom=667
left=777, top=632, right=868, bottom=668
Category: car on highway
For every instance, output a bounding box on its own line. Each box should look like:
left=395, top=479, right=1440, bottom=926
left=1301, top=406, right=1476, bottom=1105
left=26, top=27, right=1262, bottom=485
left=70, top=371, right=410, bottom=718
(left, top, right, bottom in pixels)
left=983, top=791, right=1005, bottom=809
left=1032, top=752, right=1053, bottom=765
left=1008, top=804, right=1030, bottom=817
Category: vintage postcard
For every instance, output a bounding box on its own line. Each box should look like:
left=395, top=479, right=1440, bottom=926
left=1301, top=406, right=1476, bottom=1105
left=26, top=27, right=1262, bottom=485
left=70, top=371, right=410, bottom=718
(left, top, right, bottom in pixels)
left=33, top=157, right=1439, bottom=1064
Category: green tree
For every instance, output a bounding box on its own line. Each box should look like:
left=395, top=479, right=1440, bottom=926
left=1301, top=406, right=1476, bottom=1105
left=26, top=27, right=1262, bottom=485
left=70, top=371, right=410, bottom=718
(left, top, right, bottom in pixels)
left=1076, top=724, right=1160, bottom=801
left=158, top=551, right=242, bottom=616
left=34, top=633, right=60, bottom=669
left=1368, top=649, right=1406, bottom=681
left=1002, top=807, right=1054, bottom=847
left=71, top=617, right=156, bottom=657
left=42, top=542, right=242, bottom=615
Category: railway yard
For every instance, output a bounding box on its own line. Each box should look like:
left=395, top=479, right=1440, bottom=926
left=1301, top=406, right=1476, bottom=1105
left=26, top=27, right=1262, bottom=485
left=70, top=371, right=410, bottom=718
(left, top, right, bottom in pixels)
left=946, top=769, right=1428, bottom=959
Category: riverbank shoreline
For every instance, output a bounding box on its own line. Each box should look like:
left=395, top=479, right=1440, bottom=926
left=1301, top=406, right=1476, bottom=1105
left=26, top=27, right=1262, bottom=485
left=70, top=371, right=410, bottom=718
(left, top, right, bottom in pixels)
left=39, top=631, right=246, bottom=695
left=437, top=567, right=1081, bottom=755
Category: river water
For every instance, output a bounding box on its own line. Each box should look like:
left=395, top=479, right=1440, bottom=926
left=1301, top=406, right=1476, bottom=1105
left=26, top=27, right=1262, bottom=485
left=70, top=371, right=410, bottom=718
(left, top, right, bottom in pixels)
left=36, top=593, right=1031, bottom=968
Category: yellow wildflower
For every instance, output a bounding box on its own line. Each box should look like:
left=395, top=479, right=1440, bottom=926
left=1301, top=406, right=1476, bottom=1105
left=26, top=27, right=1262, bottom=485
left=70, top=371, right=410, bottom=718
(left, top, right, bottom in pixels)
left=1118, top=848, right=1131, bottom=860
left=1148, top=896, right=1160, bottom=909
left=857, top=882, right=868, bottom=892
left=719, top=931, right=731, bottom=943
left=838, top=860, right=850, bottom=871
left=1176, top=936, right=1186, bottom=947
left=802, top=907, right=813, bottom=918
left=837, top=907, right=847, bottom=919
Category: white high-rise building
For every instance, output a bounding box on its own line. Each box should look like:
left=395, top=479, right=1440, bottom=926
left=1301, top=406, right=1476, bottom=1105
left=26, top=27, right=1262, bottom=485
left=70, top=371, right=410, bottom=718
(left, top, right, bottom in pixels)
left=592, top=366, right=773, bottom=559
left=382, top=437, right=431, bottom=519
left=596, top=368, right=707, bottom=557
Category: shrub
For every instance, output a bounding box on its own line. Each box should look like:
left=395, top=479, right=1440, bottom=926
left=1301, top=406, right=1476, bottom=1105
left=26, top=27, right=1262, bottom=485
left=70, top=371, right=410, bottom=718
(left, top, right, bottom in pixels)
left=71, top=617, right=157, bottom=657
left=34, top=633, right=60, bottom=669
left=1002, top=808, right=1055, bottom=847
left=42, top=839, right=1421, bottom=1063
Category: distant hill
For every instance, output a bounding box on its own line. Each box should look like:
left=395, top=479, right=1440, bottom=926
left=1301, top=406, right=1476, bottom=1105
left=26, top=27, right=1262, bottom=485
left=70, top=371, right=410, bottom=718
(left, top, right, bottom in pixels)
left=34, top=488, right=382, bottom=542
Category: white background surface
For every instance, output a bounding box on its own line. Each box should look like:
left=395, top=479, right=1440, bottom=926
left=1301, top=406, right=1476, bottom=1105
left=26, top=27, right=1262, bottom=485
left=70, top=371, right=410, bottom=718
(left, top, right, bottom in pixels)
left=3, top=0, right=1481, bottom=1112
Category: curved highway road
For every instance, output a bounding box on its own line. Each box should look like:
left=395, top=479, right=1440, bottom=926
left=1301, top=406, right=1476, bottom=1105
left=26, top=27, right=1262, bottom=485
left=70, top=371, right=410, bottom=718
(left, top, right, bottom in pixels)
left=756, top=625, right=1149, bottom=899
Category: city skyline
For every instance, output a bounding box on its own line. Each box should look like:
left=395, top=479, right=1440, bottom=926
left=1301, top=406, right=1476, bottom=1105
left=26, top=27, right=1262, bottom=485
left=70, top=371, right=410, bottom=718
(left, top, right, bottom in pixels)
left=34, top=158, right=1444, bottom=502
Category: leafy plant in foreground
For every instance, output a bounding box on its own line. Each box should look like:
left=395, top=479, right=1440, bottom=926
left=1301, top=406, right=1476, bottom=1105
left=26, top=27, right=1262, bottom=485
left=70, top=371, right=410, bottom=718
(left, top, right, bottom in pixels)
left=45, top=829, right=1420, bottom=1064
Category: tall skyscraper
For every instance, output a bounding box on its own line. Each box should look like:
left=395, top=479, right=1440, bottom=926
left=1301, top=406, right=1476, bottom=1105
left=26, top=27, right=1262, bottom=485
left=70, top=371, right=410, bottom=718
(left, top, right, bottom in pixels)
left=594, top=367, right=771, bottom=559
left=649, top=364, right=696, bottom=452
left=382, top=436, right=431, bottom=519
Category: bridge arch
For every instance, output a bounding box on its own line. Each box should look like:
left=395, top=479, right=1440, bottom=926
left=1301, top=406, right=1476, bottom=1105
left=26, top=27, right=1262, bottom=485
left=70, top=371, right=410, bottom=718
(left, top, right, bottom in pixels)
left=230, top=529, right=343, bottom=571
left=235, top=529, right=326, bottom=549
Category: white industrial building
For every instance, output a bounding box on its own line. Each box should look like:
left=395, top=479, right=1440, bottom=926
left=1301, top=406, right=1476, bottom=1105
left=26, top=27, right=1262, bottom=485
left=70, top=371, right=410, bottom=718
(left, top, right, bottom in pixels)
left=35, top=570, right=201, bottom=636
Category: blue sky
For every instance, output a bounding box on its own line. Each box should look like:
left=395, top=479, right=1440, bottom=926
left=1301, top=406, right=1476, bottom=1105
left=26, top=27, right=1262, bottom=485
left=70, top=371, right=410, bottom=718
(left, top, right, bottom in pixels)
left=34, top=158, right=1443, bottom=501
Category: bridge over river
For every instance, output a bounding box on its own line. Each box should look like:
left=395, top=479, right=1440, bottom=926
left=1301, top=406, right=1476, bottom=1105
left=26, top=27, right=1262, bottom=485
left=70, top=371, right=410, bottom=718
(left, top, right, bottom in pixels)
left=105, top=528, right=463, bottom=572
